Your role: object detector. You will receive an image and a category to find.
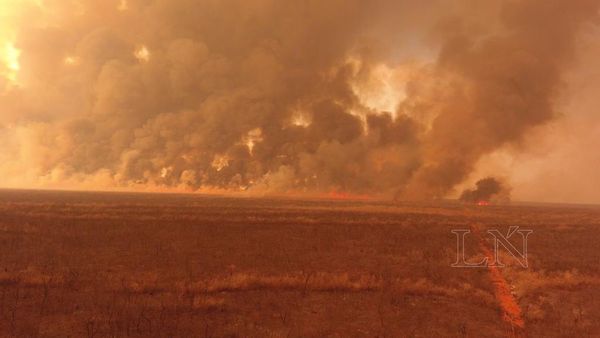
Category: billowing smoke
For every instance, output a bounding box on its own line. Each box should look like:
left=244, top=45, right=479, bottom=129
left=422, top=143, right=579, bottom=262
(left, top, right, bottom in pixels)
left=460, top=177, right=510, bottom=204
left=0, top=0, right=598, bottom=199
left=397, top=0, right=600, bottom=199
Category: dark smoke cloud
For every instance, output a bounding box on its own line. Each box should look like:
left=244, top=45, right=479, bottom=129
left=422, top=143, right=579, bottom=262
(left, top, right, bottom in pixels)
left=397, top=0, right=600, bottom=199
left=0, top=0, right=598, bottom=199
left=460, top=177, right=510, bottom=204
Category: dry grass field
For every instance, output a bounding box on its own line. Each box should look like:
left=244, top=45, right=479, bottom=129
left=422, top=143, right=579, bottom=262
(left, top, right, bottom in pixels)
left=0, top=189, right=598, bottom=337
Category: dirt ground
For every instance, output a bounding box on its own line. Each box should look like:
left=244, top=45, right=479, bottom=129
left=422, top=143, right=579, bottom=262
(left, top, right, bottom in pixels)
left=0, top=189, right=598, bottom=337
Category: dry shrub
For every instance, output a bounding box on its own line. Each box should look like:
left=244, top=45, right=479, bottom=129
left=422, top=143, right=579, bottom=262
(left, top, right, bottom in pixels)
left=178, top=272, right=383, bottom=294
left=111, top=271, right=496, bottom=307
left=508, top=269, right=600, bottom=298
left=396, top=278, right=454, bottom=296
left=116, top=272, right=166, bottom=294
left=386, top=278, right=497, bottom=308
left=0, top=267, right=64, bottom=288
left=525, top=303, right=546, bottom=321
left=192, top=296, right=226, bottom=311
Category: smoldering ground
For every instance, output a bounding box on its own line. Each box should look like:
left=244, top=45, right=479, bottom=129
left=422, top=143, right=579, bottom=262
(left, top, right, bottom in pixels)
left=0, top=0, right=599, bottom=200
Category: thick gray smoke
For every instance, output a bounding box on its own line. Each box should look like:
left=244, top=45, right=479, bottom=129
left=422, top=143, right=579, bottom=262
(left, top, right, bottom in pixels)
left=0, top=0, right=598, bottom=199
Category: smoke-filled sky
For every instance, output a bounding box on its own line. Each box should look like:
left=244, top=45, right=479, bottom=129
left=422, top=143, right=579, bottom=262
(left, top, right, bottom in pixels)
left=1, top=0, right=599, bottom=204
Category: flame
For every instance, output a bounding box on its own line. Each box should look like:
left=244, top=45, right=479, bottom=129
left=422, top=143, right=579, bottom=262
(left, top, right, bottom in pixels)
left=64, top=56, right=79, bottom=66
left=134, top=45, right=150, bottom=62
left=0, top=0, right=36, bottom=85
left=349, top=58, right=411, bottom=116
left=2, top=41, right=19, bottom=81
left=477, top=200, right=491, bottom=206
left=160, top=166, right=173, bottom=179
left=0, top=1, right=18, bottom=84
left=243, top=128, right=263, bottom=154
left=211, top=154, right=230, bottom=172
left=290, top=110, right=311, bottom=127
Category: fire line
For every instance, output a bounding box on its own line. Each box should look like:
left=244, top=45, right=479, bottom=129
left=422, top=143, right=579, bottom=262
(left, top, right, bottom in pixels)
left=471, top=225, right=525, bottom=337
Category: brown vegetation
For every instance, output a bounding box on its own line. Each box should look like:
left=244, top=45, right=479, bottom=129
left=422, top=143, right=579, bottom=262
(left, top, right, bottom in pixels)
left=0, top=190, right=598, bottom=337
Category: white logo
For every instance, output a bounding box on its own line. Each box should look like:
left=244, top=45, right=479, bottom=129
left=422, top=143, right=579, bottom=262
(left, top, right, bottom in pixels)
left=452, top=226, right=533, bottom=268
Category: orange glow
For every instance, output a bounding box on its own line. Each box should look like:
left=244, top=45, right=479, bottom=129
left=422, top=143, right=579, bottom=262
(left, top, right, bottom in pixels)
left=471, top=225, right=525, bottom=331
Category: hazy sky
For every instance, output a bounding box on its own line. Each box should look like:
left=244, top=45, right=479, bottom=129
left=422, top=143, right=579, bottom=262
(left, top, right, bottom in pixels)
left=1, top=0, right=599, bottom=204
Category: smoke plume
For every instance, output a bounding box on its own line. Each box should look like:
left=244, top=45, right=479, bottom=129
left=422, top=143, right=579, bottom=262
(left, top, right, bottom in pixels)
left=0, top=0, right=598, bottom=199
